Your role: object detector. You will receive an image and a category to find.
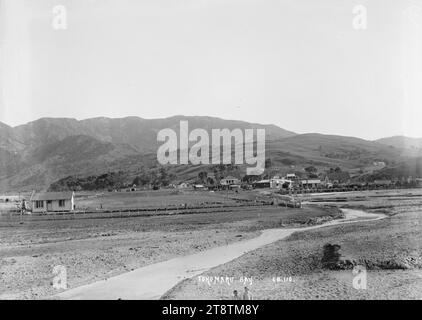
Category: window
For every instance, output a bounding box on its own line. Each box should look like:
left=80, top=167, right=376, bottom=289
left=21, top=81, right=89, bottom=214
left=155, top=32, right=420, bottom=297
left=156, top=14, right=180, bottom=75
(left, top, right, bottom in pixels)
left=59, top=200, right=65, bottom=207
left=35, top=201, right=44, bottom=208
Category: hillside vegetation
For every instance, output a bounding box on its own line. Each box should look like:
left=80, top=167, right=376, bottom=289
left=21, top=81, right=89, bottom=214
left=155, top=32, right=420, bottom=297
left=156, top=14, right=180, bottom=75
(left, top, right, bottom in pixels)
left=0, top=117, right=421, bottom=192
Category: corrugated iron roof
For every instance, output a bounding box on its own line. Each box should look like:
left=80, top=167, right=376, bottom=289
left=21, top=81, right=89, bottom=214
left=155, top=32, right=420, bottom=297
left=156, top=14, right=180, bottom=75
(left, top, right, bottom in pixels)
left=31, top=192, right=74, bottom=201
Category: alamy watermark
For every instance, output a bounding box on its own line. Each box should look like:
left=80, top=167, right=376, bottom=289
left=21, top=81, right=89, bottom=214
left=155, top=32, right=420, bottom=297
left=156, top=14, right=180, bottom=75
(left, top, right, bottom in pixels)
left=52, top=5, right=67, bottom=30
left=353, top=4, right=367, bottom=30
left=403, top=4, right=421, bottom=27
left=156, top=121, right=266, bottom=175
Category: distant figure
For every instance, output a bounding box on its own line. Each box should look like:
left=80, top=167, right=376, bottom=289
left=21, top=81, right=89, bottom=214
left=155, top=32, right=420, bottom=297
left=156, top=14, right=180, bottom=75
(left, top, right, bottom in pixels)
left=232, top=290, right=241, bottom=300
left=242, top=287, right=253, bottom=300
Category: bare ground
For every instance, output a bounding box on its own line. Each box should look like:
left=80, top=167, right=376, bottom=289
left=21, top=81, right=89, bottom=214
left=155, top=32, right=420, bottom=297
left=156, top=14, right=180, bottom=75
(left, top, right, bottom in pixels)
left=0, top=199, right=340, bottom=299
left=163, top=190, right=422, bottom=300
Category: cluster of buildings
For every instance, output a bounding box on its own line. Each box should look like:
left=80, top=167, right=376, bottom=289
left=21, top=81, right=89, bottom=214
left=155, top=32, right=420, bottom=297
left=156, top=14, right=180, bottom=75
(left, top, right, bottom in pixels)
left=176, top=174, right=328, bottom=191
left=6, top=175, right=421, bottom=215
left=251, top=174, right=327, bottom=190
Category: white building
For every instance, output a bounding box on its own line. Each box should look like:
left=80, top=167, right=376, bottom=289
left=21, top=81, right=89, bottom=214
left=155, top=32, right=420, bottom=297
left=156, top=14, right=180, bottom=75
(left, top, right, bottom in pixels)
left=220, top=176, right=241, bottom=186
left=285, top=173, right=297, bottom=181
left=300, top=179, right=321, bottom=188
left=177, top=182, right=190, bottom=189
left=270, top=177, right=292, bottom=189
left=30, top=191, right=75, bottom=213
left=373, top=161, right=386, bottom=167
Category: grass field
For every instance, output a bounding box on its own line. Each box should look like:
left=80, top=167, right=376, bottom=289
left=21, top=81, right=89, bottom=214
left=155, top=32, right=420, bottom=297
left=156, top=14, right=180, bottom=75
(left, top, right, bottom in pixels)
left=0, top=189, right=268, bottom=214
left=0, top=189, right=341, bottom=299
left=163, top=189, right=422, bottom=300
left=74, top=189, right=244, bottom=211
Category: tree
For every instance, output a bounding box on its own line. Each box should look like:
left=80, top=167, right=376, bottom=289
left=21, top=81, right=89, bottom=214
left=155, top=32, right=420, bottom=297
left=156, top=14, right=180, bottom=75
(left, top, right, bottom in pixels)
left=158, top=167, right=170, bottom=186
left=207, top=176, right=215, bottom=186
left=198, top=171, right=208, bottom=183
left=305, top=166, right=317, bottom=174
left=242, top=175, right=261, bottom=183
left=133, top=168, right=152, bottom=186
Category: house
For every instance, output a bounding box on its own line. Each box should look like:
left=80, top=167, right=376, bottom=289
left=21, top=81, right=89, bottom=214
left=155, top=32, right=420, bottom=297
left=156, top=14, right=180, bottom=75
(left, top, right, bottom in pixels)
left=285, top=173, right=298, bottom=181
left=373, top=161, right=386, bottom=167
left=372, top=179, right=392, bottom=187
left=252, top=179, right=271, bottom=188
left=300, top=179, right=321, bottom=188
left=30, top=191, right=75, bottom=213
left=321, top=176, right=333, bottom=188
left=177, top=182, right=190, bottom=189
left=270, top=177, right=292, bottom=189
left=220, top=176, right=241, bottom=186
left=229, top=184, right=241, bottom=190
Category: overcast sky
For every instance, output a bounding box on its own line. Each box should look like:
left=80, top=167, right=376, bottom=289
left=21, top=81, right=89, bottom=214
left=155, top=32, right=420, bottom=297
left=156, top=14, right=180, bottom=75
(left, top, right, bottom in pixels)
left=0, top=0, right=421, bottom=140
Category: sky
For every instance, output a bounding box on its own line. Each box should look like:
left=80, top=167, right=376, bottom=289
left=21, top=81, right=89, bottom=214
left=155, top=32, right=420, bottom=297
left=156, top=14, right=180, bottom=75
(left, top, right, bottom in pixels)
left=0, top=0, right=421, bottom=140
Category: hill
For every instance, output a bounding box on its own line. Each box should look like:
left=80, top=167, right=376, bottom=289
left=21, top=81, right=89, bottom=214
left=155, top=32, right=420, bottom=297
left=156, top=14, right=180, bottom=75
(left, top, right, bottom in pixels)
left=0, top=116, right=294, bottom=191
left=48, top=133, right=422, bottom=192
left=266, top=133, right=419, bottom=170
left=376, top=136, right=422, bottom=150
left=1, top=117, right=421, bottom=192
left=361, top=157, right=422, bottom=182
left=9, top=116, right=295, bottom=153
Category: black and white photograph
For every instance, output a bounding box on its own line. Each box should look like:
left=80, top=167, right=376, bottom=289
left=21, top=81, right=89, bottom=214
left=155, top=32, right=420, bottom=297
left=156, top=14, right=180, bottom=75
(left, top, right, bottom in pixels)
left=0, top=0, right=421, bottom=306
